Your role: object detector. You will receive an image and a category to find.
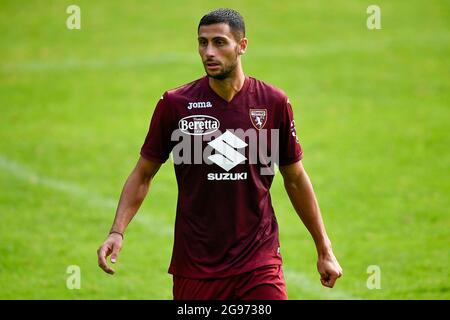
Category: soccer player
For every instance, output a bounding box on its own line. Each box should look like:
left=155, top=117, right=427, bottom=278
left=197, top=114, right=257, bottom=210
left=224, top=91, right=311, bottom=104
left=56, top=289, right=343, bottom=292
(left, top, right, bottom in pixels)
left=97, top=8, right=343, bottom=300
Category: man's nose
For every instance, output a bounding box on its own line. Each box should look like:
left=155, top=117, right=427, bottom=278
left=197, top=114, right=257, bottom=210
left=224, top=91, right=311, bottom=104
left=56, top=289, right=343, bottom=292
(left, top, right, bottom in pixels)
left=204, top=43, right=216, bottom=58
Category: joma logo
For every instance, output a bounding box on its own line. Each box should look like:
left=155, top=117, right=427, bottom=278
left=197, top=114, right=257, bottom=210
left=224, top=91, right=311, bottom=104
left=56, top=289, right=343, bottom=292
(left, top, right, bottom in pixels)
left=187, top=101, right=213, bottom=110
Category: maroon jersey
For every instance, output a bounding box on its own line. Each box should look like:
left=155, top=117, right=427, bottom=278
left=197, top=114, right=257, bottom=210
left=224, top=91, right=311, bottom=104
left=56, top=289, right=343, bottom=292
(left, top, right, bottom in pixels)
left=140, top=76, right=303, bottom=279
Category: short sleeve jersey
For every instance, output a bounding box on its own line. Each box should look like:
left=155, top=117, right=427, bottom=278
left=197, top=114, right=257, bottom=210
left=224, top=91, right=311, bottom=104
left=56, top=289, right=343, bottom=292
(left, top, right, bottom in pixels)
left=141, top=76, right=303, bottom=279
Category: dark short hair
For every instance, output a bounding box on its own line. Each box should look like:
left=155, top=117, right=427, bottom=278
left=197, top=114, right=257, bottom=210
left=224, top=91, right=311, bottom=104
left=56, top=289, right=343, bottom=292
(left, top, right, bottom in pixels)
left=198, top=8, right=245, bottom=40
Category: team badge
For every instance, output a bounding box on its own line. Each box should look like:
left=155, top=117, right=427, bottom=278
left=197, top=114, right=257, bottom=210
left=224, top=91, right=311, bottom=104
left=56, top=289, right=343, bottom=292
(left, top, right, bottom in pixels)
left=249, top=109, right=267, bottom=130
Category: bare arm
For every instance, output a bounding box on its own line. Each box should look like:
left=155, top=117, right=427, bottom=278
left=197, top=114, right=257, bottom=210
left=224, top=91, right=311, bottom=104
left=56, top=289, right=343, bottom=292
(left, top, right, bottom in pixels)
left=279, top=160, right=343, bottom=288
left=97, top=156, right=162, bottom=274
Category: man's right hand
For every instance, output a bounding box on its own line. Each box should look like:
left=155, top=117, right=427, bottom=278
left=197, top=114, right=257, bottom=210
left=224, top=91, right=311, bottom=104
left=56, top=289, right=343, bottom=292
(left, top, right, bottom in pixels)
left=96, top=157, right=160, bottom=275
left=97, top=233, right=123, bottom=275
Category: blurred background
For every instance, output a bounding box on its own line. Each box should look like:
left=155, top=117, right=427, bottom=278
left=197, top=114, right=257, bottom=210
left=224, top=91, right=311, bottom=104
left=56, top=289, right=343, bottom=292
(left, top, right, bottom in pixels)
left=0, top=0, right=448, bottom=299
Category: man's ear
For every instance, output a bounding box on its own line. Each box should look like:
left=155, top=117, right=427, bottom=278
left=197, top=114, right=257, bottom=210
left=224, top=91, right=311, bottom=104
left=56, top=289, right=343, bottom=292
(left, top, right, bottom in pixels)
left=238, top=37, right=248, bottom=55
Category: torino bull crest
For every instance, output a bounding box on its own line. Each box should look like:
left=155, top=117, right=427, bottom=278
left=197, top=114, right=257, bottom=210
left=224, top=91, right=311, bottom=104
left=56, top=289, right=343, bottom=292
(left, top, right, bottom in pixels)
left=249, top=109, right=267, bottom=130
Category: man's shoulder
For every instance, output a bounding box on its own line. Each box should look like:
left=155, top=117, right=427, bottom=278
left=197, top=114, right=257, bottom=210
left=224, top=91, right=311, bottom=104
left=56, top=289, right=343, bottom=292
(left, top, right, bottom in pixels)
left=164, top=76, right=206, bottom=101
left=249, top=76, right=288, bottom=104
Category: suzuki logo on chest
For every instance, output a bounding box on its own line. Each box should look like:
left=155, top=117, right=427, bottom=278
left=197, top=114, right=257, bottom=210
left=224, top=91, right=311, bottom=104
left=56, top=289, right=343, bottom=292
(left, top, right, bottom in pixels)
left=207, top=131, right=247, bottom=171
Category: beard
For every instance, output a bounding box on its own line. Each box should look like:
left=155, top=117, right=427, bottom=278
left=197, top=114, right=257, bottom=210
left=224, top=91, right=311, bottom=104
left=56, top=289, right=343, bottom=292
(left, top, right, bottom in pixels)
left=204, top=49, right=239, bottom=80
left=205, top=60, right=237, bottom=80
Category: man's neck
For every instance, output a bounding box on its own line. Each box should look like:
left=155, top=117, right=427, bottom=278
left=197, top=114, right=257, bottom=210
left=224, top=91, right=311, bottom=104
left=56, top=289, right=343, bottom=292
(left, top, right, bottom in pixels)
left=208, top=68, right=246, bottom=102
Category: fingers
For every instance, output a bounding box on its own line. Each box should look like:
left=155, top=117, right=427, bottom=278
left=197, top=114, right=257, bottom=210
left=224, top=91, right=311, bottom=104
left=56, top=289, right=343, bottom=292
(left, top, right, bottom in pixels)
left=110, top=245, right=121, bottom=264
left=321, top=275, right=337, bottom=288
left=320, top=271, right=342, bottom=288
left=97, top=245, right=115, bottom=275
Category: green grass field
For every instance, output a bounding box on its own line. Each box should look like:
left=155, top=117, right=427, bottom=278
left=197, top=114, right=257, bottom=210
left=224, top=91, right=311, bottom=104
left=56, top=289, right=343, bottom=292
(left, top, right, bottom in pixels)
left=0, top=0, right=449, bottom=299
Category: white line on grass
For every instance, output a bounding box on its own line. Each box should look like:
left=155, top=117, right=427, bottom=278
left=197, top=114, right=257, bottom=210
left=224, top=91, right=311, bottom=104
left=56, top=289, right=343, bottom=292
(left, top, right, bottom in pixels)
left=0, top=53, right=199, bottom=72
left=0, top=155, right=173, bottom=236
left=0, top=155, right=360, bottom=300
left=283, top=268, right=360, bottom=300
left=0, top=40, right=386, bottom=73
